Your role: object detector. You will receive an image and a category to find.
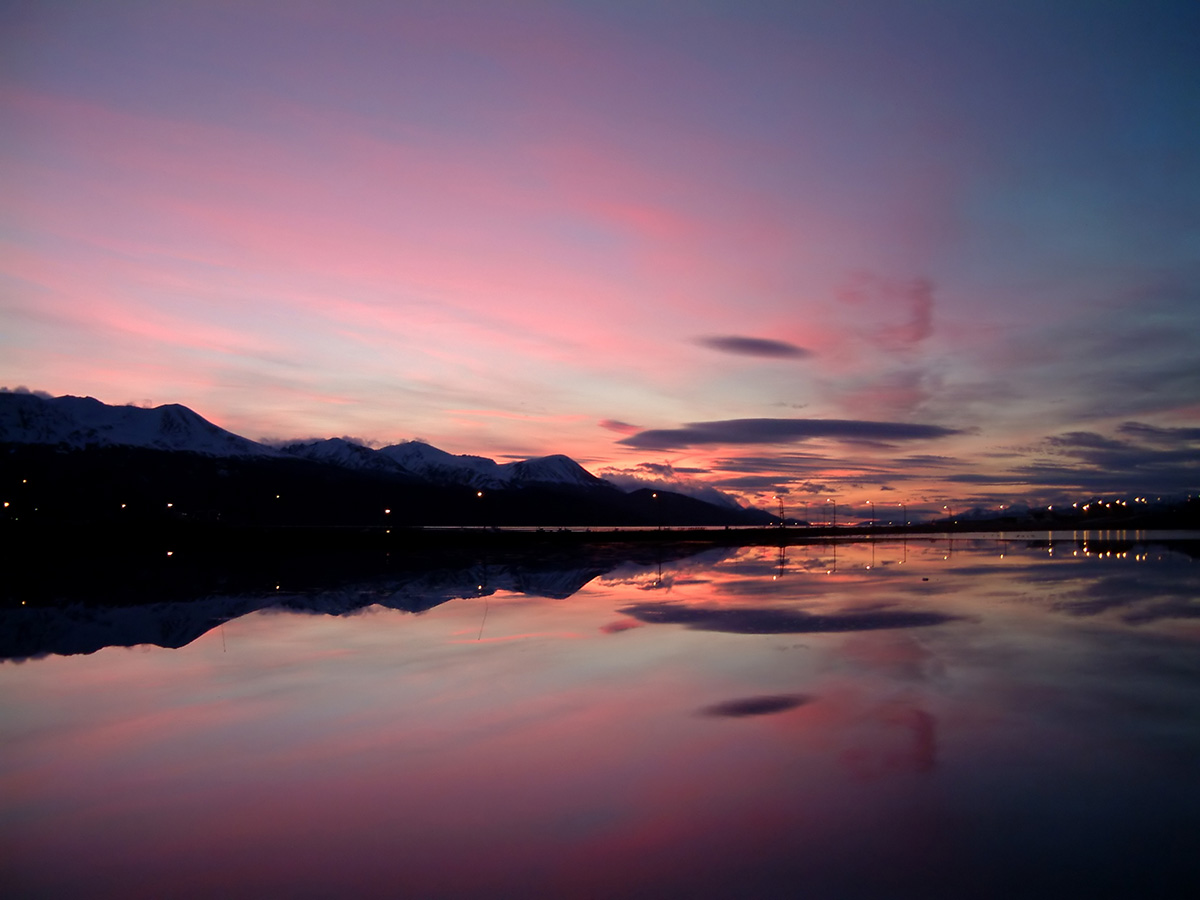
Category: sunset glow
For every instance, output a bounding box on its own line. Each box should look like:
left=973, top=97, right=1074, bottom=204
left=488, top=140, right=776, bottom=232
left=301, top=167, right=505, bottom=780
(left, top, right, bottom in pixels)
left=3, top=1, right=1197, bottom=513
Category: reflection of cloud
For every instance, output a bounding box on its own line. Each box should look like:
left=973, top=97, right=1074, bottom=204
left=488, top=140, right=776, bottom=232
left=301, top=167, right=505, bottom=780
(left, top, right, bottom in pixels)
left=619, top=417, right=961, bottom=450
left=619, top=602, right=961, bottom=633
left=600, top=618, right=643, bottom=634
left=840, top=632, right=941, bottom=683
left=700, top=694, right=812, bottom=717
left=694, top=335, right=811, bottom=359
left=1123, top=600, right=1200, bottom=625
left=841, top=706, right=937, bottom=779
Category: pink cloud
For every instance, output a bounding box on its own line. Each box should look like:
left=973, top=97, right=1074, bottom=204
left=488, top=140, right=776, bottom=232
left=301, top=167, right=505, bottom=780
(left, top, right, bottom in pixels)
left=835, top=272, right=937, bottom=352
left=599, top=419, right=640, bottom=435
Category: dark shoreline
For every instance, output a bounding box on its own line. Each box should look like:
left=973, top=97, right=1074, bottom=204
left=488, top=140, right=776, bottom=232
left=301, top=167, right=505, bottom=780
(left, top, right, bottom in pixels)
left=5, top=520, right=1198, bottom=605
left=6, top=514, right=1199, bottom=548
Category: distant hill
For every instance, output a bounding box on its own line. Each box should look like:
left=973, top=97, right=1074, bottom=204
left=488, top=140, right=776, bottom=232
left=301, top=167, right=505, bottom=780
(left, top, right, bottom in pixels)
left=0, top=391, right=771, bottom=528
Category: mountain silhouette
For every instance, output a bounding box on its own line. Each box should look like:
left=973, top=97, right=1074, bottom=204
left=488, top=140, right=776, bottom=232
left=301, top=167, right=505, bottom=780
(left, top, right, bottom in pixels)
left=1, top=391, right=771, bottom=528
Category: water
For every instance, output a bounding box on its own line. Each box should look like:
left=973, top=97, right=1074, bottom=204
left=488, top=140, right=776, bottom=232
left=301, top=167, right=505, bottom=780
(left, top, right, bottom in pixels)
left=2, top=534, right=1198, bottom=899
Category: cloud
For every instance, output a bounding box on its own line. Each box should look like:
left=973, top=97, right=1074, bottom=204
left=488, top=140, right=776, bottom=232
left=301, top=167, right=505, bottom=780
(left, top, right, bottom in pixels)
left=619, top=417, right=961, bottom=450
left=599, top=418, right=640, bottom=435
left=699, top=694, right=812, bottom=718
left=618, top=602, right=962, bottom=634
left=1042, top=426, right=1200, bottom=473
left=1046, top=431, right=1129, bottom=452
left=1117, top=422, right=1200, bottom=444
left=710, top=475, right=793, bottom=492
left=836, top=274, right=935, bottom=351
left=942, top=421, right=1200, bottom=496
left=599, top=462, right=745, bottom=508
left=635, top=462, right=709, bottom=476
left=1, top=386, right=53, bottom=398
left=694, top=335, right=812, bottom=359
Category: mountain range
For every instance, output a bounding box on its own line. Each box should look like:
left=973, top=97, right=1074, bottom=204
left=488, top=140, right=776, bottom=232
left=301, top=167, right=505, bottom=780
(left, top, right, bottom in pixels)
left=0, top=391, right=770, bottom=527
left=0, top=391, right=601, bottom=488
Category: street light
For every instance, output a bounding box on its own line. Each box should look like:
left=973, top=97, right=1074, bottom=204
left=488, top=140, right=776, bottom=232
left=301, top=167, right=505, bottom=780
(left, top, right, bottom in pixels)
left=868, top=500, right=874, bottom=529
left=828, top=498, right=837, bottom=528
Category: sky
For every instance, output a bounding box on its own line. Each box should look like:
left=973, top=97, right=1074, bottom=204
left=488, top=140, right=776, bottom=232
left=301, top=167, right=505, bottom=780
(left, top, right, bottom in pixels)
left=2, top=0, right=1198, bottom=516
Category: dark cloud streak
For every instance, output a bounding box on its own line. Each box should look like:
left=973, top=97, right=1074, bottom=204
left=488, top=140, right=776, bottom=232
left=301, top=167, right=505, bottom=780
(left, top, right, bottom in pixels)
left=695, top=335, right=811, bottom=359
left=619, top=418, right=961, bottom=450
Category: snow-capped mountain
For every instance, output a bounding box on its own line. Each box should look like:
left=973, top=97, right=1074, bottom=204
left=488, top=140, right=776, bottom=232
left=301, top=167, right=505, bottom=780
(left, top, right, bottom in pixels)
left=376, top=440, right=505, bottom=487
left=378, top=442, right=603, bottom=488
left=279, top=437, right=404, bottom=474
left=0, top=391, right=274, bottom=456
left=1, top=391, right=608, bottom=491
left=501, top=454, right=603, bottom=488
left=281, top=438, right=605, bottom=489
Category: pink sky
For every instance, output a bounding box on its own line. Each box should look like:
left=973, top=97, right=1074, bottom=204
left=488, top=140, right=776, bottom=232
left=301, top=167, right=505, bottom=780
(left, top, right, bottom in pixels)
left=2, top=1, right=1197, bottom=514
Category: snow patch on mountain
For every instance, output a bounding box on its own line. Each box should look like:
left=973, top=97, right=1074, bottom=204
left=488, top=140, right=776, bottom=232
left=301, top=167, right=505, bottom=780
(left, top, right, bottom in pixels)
left=502, top=454, right=603, bottom=488
left=376, top=440, right=506, bottom=487
left=279, top=437, right=405, bottom=473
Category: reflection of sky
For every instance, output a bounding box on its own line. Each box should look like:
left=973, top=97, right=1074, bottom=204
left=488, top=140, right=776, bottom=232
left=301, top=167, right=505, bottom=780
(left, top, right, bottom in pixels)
left=2, top=540, right=1198, bottom=898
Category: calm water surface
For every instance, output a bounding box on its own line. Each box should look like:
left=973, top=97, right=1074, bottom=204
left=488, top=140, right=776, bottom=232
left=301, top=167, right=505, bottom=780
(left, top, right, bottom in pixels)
left=2, top=535, right=1198, bottom=899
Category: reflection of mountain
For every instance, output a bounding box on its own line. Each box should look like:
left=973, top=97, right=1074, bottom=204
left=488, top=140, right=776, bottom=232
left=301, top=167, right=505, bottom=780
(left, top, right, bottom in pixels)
left=0, top=542, right=730, bottom=660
